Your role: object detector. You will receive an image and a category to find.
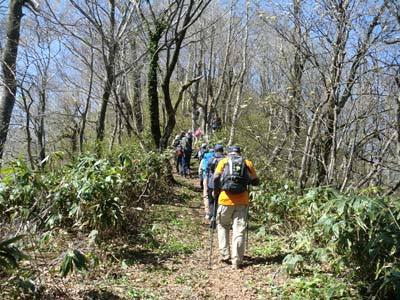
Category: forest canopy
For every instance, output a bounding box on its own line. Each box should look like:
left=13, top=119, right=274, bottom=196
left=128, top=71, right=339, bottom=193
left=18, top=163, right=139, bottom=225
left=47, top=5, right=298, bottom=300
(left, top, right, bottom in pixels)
left=0, top=0, right=399, bottom=191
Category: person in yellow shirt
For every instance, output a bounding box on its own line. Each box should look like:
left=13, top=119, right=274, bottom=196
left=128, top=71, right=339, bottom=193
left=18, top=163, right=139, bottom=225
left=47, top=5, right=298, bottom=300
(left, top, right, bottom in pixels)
left=213, top=145, right=259, bottom=269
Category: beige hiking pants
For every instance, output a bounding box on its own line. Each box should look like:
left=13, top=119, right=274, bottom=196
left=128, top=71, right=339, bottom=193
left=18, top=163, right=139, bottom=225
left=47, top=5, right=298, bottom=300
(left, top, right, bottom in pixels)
left=216, top=205, right=248, bottom=265
left=203, top=177, right=209, bottom=215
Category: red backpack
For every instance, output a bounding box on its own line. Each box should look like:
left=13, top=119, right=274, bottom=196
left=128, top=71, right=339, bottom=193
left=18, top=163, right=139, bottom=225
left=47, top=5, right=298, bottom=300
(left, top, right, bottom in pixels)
left=176, top=145, right=184, bottom=157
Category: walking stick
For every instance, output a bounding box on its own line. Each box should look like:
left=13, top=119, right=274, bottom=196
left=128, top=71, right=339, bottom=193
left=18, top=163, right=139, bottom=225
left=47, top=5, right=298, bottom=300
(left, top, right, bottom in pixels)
left=208, top=191, right=219, bottom=269
left=245, top=205, right=249, bottom=252
left=246, top=186, right=254, bottom=252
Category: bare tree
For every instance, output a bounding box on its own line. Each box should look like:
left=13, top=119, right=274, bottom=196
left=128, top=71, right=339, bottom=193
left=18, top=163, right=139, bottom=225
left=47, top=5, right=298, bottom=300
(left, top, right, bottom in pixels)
left=135, top=0, right=211, bottom=150
left=0, top=0, right=38, bottom=161
left=227, top=1, right=250, bottom=146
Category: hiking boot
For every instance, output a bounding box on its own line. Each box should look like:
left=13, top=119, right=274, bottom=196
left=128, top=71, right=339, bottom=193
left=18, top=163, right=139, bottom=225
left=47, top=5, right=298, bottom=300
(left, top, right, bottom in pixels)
left=232, top=260, right=241, bottom=270
left=209, top=220, right=216, bottom=229
left=219, top=257, right=230, bottom=265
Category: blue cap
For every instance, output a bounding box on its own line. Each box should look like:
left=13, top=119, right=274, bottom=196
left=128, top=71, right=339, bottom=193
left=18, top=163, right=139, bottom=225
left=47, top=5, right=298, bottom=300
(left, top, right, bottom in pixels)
left=228, top=145, right=241, bottom=153
left=214, top=144, right=224, bottom=152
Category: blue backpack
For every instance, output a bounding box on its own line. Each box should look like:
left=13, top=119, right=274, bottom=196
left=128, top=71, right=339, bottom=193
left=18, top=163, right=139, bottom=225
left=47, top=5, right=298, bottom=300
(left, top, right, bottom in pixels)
left=201, top=151, right=214, bottom=174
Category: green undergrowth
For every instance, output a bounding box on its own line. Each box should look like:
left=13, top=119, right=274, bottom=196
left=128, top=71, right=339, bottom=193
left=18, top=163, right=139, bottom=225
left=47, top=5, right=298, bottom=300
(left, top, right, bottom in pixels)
left=0, top=179, right=202, bottom=299
left=246, top=226, right=360, bottom=298
left=277, top=273, right=358, bottom=299
left=249, top=180, right=400, bottom=299
left=0, top=145, right=173, bottom=235
left=0, top=146, right=179, bottom=299
left=141, top=193, right=201, bottom=258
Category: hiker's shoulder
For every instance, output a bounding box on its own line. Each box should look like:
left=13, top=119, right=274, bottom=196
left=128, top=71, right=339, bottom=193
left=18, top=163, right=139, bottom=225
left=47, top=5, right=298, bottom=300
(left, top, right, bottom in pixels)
left=220, top=157, right=228, bottom=163
left=208, top=153, right=223, bottom=163
left=244, top=158, right=254, bottom=167
left=215, top=157, right=228, bottom=171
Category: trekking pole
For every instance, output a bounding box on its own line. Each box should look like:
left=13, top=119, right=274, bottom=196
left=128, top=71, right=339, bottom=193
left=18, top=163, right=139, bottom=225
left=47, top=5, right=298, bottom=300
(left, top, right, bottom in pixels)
left=245, top=205, right=250, bottom=252
left=246, top=186, right=254, bottom=252
left=208, top=194, right=219, bottom=269
left=208, top=218, right=214, bottom=269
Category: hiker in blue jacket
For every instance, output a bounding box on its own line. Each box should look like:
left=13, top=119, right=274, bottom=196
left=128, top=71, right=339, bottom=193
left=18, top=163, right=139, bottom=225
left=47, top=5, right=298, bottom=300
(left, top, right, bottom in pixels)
left=206, top=144, right=225, bottom=225
left=199, top=147, right=214, bottom=219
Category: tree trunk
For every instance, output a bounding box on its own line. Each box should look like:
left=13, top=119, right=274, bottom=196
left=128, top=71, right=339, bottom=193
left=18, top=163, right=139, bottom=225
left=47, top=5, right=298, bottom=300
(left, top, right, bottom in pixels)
left=385, top=74, right=400, bottom=196
left=21, top=89, right=35, bottom=169
left=130, top=39, right=144, bottom=133
left=227, top=1, right=249, bottom=146
left=147, top=29, right=163, bottom=149
left=109, top=104, right=119, bottom=152
left=79, top=50, right=94, bottom=153
left=284, top=0, right=304, bottom=178
left=0, top=0, right=24, bottom=160
left=298, top=101, right=324, bottom=189
left=340, top=128, right=357, bottom=192
left=190, top=48, right=202, bottom=132
left=37, top=86, right=46, bottom=167
left=318, top=0, right=349, bottom=185
left=159, top=1, right=198, bottom=150
left=319, top=0, right=387, bottom=185
left=96, top=62, right=115, bottom=143
left=96, top=0, right=116, bottom=145
left=114, top=84, right=133, bottom=137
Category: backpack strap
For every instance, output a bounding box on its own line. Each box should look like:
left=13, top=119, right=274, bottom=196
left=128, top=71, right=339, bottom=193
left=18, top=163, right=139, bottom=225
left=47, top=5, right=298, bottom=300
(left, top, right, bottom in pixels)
left=228, top=157, right=233, bottom=175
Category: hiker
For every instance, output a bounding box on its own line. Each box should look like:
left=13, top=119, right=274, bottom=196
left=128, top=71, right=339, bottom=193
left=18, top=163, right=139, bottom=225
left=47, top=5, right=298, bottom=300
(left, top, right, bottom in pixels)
left=199, top=147, right=215, bottom=219
left=172, top=134, right=182, bottom=173
left=181, top=131, right=193, bottom=176
left=206, top=144, right=225, bottom=225
left=195, top=143, right=208, bottom=189
left=213, top=145, right=259, bottom=269
left=211, top=114, right=222, bottom=132
left=193, top=127, right=203, bottom=143
left=196, top=143, right=207, bottom=161
left=172, top=132, right=186, bottom=175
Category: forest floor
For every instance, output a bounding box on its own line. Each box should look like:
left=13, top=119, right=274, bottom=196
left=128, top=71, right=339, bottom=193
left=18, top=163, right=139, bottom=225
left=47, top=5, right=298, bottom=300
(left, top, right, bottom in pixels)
left=3, top=167, right=357, bottom=299
left=14, top=172, right=288, bottom=300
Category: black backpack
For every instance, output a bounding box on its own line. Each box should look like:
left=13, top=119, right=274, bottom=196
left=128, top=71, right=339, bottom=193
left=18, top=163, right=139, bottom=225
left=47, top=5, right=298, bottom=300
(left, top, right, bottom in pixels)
left=221, top=155, right=250, bottom=193
left=209, top=155, right=223, bottom=175
left=207, top=155, right=224, bottom=189
left=181, top=137, right=192, bottom=152
left=173, top=139, right=180, bottom=148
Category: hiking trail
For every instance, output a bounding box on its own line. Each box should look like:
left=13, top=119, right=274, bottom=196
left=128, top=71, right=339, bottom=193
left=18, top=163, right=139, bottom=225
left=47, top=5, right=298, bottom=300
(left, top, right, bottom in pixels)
left=35, top=171, right=286, bottom=300
left=108, top=173, right=287, bottom=299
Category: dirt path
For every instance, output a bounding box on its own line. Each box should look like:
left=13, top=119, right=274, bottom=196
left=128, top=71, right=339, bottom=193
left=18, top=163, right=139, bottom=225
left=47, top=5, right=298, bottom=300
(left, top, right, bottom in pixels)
left=32, top=173, right=285, bottom=300
left=123, top=174, right=285, bottom=300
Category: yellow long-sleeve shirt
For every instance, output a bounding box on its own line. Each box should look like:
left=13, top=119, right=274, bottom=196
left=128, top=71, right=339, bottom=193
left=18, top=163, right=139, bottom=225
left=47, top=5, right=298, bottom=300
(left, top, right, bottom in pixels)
left=214, top=157, right=258, bottom=206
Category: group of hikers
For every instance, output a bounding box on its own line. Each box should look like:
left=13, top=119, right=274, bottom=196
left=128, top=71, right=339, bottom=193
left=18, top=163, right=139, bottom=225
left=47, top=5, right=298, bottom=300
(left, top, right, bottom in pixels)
left=171, top=131, right=196, bottom=177
left=172, top=134, right=260, bottom=270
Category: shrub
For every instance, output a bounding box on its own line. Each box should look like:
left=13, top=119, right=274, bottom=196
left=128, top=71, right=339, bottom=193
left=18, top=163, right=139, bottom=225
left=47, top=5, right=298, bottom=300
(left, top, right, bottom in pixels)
left=0, top=147, right=173, bottom=236
left=0, top=235, right=26, bottom=272
left=254, top=183, right=400, bottom=298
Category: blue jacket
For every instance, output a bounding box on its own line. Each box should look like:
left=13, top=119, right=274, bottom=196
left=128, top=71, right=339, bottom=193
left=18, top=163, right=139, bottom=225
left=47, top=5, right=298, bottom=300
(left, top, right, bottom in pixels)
left=201, top=151, right=214, bottom=176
